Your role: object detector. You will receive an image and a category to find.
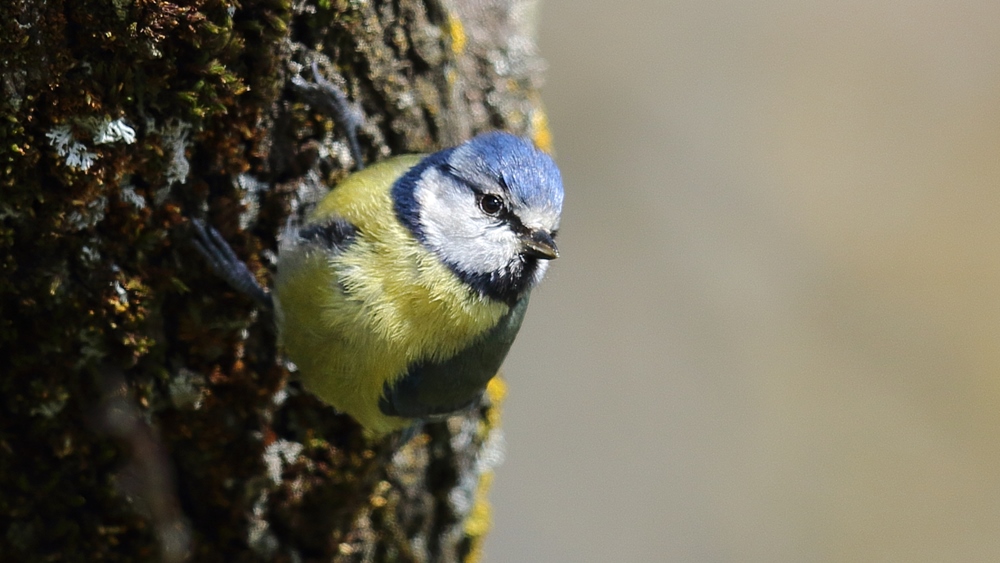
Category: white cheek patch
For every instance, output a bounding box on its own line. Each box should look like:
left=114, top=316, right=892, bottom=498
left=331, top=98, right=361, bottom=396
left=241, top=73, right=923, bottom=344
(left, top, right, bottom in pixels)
left=415, top=169, right=522, bottom=275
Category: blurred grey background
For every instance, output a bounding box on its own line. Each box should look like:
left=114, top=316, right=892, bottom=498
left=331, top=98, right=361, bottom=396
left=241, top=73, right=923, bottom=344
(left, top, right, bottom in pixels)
left=487, top=0, right=1000, bottom=561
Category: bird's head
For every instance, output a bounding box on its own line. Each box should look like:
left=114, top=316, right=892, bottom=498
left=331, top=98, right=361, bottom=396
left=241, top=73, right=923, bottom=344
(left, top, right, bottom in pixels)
left=393, top=132, right=564, bottom=303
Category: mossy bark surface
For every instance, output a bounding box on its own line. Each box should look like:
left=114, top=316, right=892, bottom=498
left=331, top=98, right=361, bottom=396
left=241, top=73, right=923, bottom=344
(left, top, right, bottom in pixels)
left=0, top=1, right=550, bottom=560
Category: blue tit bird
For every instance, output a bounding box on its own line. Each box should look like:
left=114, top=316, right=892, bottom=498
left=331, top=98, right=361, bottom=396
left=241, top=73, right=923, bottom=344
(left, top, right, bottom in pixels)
left=193, top=131, right=563, bottom=437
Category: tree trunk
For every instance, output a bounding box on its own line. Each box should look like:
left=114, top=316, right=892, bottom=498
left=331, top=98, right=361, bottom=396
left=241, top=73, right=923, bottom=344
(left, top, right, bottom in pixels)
left=0, top=1, right=551, bottom=560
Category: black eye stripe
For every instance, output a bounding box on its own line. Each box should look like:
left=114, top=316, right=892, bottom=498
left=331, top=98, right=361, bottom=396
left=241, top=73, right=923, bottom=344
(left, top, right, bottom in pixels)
left=436, top=163, right=531, bottom=230
left=503, top=209, right=529, bottom=235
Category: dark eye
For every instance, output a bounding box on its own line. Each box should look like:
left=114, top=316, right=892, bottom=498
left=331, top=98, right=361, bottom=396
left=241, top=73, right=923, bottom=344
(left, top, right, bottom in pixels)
left=477, top=194, right=504, bottom=216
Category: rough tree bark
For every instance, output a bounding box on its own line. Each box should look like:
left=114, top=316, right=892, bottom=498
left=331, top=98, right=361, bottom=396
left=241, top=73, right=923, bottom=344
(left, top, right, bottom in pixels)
left=0, top=0, right=552, bottom=560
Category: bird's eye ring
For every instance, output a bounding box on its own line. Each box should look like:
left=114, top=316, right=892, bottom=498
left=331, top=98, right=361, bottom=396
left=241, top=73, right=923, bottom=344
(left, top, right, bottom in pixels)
left=477, top=194, right=504, bottom=216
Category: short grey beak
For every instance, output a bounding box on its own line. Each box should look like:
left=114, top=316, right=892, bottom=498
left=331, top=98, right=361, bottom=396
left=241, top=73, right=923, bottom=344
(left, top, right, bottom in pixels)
left=522, top=230, right=559, bottom=260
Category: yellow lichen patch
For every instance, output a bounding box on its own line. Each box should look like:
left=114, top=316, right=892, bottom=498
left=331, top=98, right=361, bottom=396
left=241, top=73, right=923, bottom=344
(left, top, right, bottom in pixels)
left=461, top=376, right=507, bottom=562
left=530, top=108, right=554, bottom=154
left=447, top=12, right=466, bottom=55
left=484, top=376, right=507, bottom=430
left=463, top=471, right=495, bottom=563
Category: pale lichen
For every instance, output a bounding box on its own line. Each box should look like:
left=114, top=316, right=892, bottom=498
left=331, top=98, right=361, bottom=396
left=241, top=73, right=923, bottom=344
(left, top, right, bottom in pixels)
left=46, top=124, right=99, bottom=171
left=145, top=118, right=193, bottom=195
left=236, top=173, right=269, bottom=230
left=167, top=368, right=206, bottom=410
left=119, top=181, right=147, bottom=210
left=45, top=116, right=136, bottom=171
left=29, top=388, right=70, bottom=419
left=247, top=490, right=280, bottom=557
left=89, top=117, right=137, bottom=145
left=263, top=439, right=305, bottom=485
left=158, top=120, right=192, bottom=187
left=66, top=195, right=108, bottom=230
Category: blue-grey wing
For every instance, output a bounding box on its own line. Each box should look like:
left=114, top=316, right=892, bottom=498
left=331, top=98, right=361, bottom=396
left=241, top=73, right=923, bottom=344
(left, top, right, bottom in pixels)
left=379, top=295, right=531, bottom=418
